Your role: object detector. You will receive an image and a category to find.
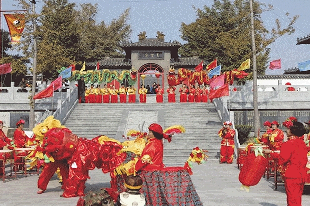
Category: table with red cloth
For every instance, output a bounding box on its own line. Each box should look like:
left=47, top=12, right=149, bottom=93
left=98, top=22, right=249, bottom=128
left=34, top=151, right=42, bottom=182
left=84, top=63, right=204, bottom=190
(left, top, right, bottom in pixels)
left=115, top=167, right=203, bottom=206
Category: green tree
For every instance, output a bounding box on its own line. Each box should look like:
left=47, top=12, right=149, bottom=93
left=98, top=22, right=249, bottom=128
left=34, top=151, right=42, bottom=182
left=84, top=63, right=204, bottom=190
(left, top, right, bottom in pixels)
left=179, top=0, right=298, bottom=75
left=75, top=4, right=131, bottom=62
left=13, top=0, right=131, bottom=78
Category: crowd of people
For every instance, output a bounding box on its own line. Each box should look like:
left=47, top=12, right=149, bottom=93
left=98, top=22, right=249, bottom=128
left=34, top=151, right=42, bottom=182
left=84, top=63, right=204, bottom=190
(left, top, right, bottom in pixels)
left=77, top=76, right=211, bottom=104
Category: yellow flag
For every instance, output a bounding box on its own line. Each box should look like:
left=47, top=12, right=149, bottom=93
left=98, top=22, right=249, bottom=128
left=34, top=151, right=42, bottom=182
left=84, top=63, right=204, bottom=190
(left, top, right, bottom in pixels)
left=237, top=59, right=250, bottom=71
left=80, top=61, right=86, bottom=72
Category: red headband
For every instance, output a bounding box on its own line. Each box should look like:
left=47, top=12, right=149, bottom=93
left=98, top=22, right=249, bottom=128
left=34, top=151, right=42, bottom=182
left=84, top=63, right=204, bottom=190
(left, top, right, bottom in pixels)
left=148, top=123, right=163, bottom=135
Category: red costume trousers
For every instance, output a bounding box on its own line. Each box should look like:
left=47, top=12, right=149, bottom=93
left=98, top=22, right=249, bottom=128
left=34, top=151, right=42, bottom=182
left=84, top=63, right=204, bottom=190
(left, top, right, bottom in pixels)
left=111, top=95, right=118, bottom=103
left=194, top=95, right=201, bottom=102
left=220, top=145, right=234, bottom=163
left=128, top=94, right=136, bottom=103
left=180, top=94, right=187, bottom=102
left=168, top=94, right=175, bottom=103
left=119, top=94, right=126, bottom=103
left=38, top=160, right=69, bottom=191
left=103, top=95, right=110, bottom=103
left=156, top=94, right=163, bottom=103
left=202, top=95, right=208, bottom=103
left=140, top=94, right=146, bottom=103
left=284, top=178, right=304, bottom=206
left=88, top=94, right=96, bottom=103
left=96, top=95, right=103, bottom=103
left=188, top=95, right=195, bottom=102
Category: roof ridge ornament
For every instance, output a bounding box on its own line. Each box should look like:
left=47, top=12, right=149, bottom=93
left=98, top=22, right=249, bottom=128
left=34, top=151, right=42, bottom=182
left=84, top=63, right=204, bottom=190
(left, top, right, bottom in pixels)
left=138, top=31, right=147, bottom=41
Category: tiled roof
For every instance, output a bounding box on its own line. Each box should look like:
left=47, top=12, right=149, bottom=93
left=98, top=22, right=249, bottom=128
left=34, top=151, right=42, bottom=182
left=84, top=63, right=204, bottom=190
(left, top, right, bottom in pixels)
left=87, top=58, right=131, bottom=67
left=258, top=74, right=310, bottom=79
left=297, top=34, right=310, bottom=45
left=172, top=57, right=204, bottom=66
left=121, top=38, right=182, bottom=48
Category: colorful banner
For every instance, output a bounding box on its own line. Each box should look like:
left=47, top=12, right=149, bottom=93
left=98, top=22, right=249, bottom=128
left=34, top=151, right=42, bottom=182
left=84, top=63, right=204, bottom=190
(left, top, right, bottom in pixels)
left=59, top=67, right=72, bottom=79
left=209, top=74, right=225, bottom=89
left=51, top=76, right=63, bottom=91
left=269, top=59, right=281, bottom=70
left=4, top=14, right=25, bottom=43
left=237, top=59, right=250, bottom=71
left=206, top=59, right=217, bottom=71
left=298, top=60, right=310, bottom=72
left=33, top=84, right=54, bottom=99
left=209, top=84, right=229, bottom=101
left=0, top=63, right=12, bottom=75
left=208, top=65, right=221, bottom=79
left=194, top=61, right=203, bottom=72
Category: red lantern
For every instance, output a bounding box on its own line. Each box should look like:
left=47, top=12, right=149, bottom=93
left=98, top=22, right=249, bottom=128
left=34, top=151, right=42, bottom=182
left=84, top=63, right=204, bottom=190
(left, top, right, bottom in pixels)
left=239, top=152, right=268, bottom=188
left=155, top=73, right=161, bottom=78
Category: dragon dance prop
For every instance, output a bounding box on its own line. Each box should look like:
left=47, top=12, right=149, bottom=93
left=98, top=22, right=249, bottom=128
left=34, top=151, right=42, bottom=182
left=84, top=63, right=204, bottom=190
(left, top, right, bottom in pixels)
left=239, top=146, right=268, bottom=192
left=62, top=67, right=138, bottom=85
left=184, top=147, right=208, bottom=175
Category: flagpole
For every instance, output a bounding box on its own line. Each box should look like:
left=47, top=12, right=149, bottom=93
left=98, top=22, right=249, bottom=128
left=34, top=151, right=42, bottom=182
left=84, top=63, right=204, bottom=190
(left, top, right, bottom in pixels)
left=250, top=0, right=260, bottom=137
left=29, top=0, right=37, bottom=130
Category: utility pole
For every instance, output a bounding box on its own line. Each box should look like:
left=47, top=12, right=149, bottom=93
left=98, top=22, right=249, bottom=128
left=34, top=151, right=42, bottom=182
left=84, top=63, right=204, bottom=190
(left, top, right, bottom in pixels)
left=29, top=0, right=37, bottom=130
left=250, top=0, right=260, bottom=137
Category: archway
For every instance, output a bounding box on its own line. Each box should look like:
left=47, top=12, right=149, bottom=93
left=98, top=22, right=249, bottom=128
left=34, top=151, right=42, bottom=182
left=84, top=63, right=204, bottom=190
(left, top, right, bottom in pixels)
left=138, top=63, right=164, bottom=93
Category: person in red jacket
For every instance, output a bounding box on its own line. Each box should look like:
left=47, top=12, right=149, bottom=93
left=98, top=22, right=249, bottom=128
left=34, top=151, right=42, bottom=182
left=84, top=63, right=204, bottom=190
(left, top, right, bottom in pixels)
left=269, top=121, right=284, bottom=151
left=201, top=85, right=209, bottom=103
left=0, top=120, right=11, bottom=150
left=155, top=85, right=164, bottom=103
left=277, top=121, right=308, bottom=206
left=179, top=84, right=188, bottom=102
left=13, top=119, right=30, bottom=171
left=167, top=86, right=176, bottom=103
left=188, top=84, right=195, bottom=102
left=194, top=85, right=202, bottom=102
left=0, top=120, right=12, bottom=176
left=135, top=123, right=166, bottom=172
left=218, top=121, right=235, bottom=164
left=259, top=121, right=272, bottom=146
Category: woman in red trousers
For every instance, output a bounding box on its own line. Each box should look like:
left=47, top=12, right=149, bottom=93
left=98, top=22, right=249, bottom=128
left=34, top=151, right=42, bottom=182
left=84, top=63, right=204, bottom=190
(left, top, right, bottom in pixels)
left=167, top=86, right=176, bottom=103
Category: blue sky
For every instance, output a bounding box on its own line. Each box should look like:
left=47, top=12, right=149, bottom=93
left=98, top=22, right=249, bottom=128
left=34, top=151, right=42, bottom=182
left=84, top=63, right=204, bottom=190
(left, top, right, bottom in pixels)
left=4, top=0, right=310, bottom=75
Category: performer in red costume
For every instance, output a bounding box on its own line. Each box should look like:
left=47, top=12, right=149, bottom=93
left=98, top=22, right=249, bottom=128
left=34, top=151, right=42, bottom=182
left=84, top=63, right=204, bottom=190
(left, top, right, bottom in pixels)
left=259, top=121, right=272, bottom=146
left=101, top=84, right=110, bottom=103
left=194, top=85, right=202, bottom=102
left=139, top=85, right=147, bottom=103
left=118, top=84, right=127, bottom=103
left=188, top=85, right=195, bottom=102
left=0, top=120, right=12, bottom=176
left=127, top=85, right=136, bottom=103
left=201, top=85, right=209, bottom=103
left=179, top=84, right=188, bottom=103
left=13, top=119, right=30, bottom=171
left=110, top=85, right=118, bottom=103
left=276, top=121, right=308, bottom=206
left=155, top=85, right=164, bottom=103
left=269, top=121, right=284, bottom=151
left=0, top=121, right=11, bottom=150
left=218, top=121, right=235, bottom=164
left=167, top=86, right=176, bottom=103
left=37, top=128, right=75, bottom=194
left=135, top=123, right=168, bottom=172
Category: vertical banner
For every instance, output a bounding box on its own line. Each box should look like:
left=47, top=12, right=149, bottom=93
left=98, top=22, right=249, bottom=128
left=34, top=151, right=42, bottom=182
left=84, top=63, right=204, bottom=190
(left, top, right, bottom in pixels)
left=4, top=14, right=26, bottom=43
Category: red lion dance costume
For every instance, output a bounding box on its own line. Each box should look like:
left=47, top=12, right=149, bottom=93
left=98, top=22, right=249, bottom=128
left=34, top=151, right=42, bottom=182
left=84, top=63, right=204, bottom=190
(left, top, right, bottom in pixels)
left=218, top=121, right=235, bottom=164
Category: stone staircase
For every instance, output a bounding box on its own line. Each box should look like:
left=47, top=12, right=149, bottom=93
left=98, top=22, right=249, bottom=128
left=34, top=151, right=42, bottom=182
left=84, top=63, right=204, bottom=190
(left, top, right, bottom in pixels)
left=64, top=101, right=222, bottom=166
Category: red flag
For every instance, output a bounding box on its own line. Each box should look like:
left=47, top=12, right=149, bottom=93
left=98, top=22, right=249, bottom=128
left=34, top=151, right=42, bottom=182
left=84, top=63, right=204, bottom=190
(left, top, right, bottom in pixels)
left=209, top=74, right=225, bottom=89
left=194, top=61, right=203, bottom=72
left=269, top=59, right=281, bottom=70
left=0, top=63, right=12, bottom=75
left=70, top=64, right=75, bottom=71
left=51, top=76, right=62, bottom=91
left=96, top=62, right=100, bottom=70
left=33, top=84, right=54, bottom=99
left=206, top=59, right=217, bottom=71
left=209, top=84, right=229, bottom=101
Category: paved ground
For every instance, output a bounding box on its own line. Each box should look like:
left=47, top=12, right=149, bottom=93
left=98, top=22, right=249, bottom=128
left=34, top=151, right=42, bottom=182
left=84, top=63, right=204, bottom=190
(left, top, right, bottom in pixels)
left=1, top=159, right=310, bottom=206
